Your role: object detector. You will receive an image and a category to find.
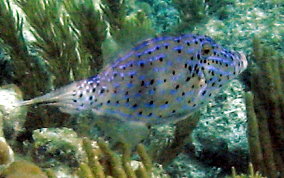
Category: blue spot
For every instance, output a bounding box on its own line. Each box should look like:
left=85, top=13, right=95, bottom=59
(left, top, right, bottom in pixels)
left=127, top=83, right=134, bottom=88
left=154, top=67, right=160, bottom=72
left=160, top=104, right=168, bottom=109
left=148, top=90, right=155, bottom=95
left=167, top=61, right=173, bottom=66
left=170, top=89, right=177, bottom=95
left=139, top=75, right=146, bottom=80
left=176, top=97, right=183, bottom=102
left=135, top=93, right=142, bottom=97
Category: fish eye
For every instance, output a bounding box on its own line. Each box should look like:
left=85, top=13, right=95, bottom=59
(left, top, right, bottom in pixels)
left=201, top=43, right=213, bottom=56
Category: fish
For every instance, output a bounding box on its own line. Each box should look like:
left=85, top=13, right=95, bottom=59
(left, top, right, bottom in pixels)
left=18, top=34, right=247, bottom=125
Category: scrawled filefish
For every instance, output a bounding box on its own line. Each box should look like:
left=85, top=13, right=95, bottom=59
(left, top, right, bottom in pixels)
left=19, top=34, right=247, bottom=124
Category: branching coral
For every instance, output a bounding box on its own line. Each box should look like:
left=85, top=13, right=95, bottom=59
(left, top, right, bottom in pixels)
left=230, top=163, right=265, bottom=178
left=245, top=37, right=284, bottom=177
left=77, top=138, right=155, bottom=178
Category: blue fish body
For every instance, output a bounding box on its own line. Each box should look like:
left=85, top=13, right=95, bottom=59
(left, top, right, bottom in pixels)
left=21, top=34, right=247, bottom=124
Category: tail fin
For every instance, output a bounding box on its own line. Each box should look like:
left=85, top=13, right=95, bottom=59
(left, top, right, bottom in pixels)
left=17, top=81, right=81, bottom=114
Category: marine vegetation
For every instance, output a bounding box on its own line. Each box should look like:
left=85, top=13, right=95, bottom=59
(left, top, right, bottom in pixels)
left=77, top=138, right=155, bottom=178
left=245, top=37, right=284, bottom=177
left=229, top=163, right=265, bottom=178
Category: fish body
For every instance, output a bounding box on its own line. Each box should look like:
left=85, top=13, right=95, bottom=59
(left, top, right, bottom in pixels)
left=21, top=34, right=247, bottom=124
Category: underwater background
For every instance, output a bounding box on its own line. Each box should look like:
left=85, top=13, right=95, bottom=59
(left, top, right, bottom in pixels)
left=0, top=0, right=283, bottom=177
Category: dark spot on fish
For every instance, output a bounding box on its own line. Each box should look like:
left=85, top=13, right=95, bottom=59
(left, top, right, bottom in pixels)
left=172, top=70, right=176, bottom=75
left=123, top=67, right=126, bottom=70
left=225, top=63, right=229, bottom=67
left=116, top=101, right=120, bottom=104
left=150, top=79, right=155, bottom=85
left=79, top=93, right=83, bottom=98
left=148, top=51, right=152, bottom=55
left=177, top=49, right=182, bottom=53
left=156, top=46, right=160, bottom=50
left=159, top=115, right=162, bottom=118
left=233, top=71, right=236, bottom=75
left=193, top=104, right=196, bottom=107
left=201, top=91, right=206, bottom=96
left=137, top=55, right=141, bottom=58
left=176, top=39, right=180, bottom=43
left=182, top=92, right=185, bottom=96
left=138, top=111, right=143, bottom=115
left=195, top=41, right=198, bottom=44
left=125, top=91, right=129, bottom=96
left=165, top=45, right=169, bottom=49
left=73, top=99, right=77, bottom=103
left=113, top=90, right=117, bottom=94
left=201, top=67, right=205, bottom=70
left=114, top=73, right=117, bottom=77
left=164, top=79, right=167, bottom=83
left=130, top=75, right=134, bottom=79
left=212, top=82, right=216, bottom=87
left=138, top=90, right=142, bottom=93
left=100, top=89, right=105, bottom=94
left=100, top=103, right=103, bottom=106
left=149, top=100, right=154, bottom=105
left=150, top=62, right=153, bottom=65
left=172, top=110, right=176, bottom=113
left=186, top=77, right=191, bottom=82
left=107, top=100, right=110, bottom=104
left=209, top=93, right=212, bottom=97
left=165, top=101, right=169, bottom=104
left=219, top=84, right=223, bottom=87
left=186, top=42, right=190, bottom=46
left=89, top=96, right=93, bottom=101
left=190, top=56, right=194, bottom=60
left=159, top=57, right=164, bottom=62
left=197, top=54, right=200, bottom=59
left=184, top=63, right=188, bottom=68
left=132, top=104, right=138, bottom=108
left=95, top=99, right=98, bottom=102
left=130, top=64, right=133, bottom=67
left=191, top=85, right=195, bottom=89
left=188, top=66, right=192, bottom=72
left=188, top=100, right=191, bottom=103
left=140, top=63, right=144, bottom=67
left=148, top=113, right=152, bottom=117
left=175, top=85, right=180, bottom=89
left=126, top=98, right=130, bottom=103
left=141, top=80, right=145, bottom=86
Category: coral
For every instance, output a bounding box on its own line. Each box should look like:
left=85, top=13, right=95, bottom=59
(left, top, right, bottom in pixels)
left=31, top=128, right=86, bottom=168
left=0, top=47, right=12, bottom=85
left=245, top=37, right=284, bottom=177
left=230, top=163, right=265, bottom=178
left=0, top=139, right=13, bottom=165
left=0, top=0, right=50, bottom=98
left=77, top=138, right=168, bottom=178
left=0, top=85, right=27, bottom=141
left=0, top=161, right=48, bottom=178
left=64, top=0, right=107, bottom=75
left=16, top=0, right=89, bottom=86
